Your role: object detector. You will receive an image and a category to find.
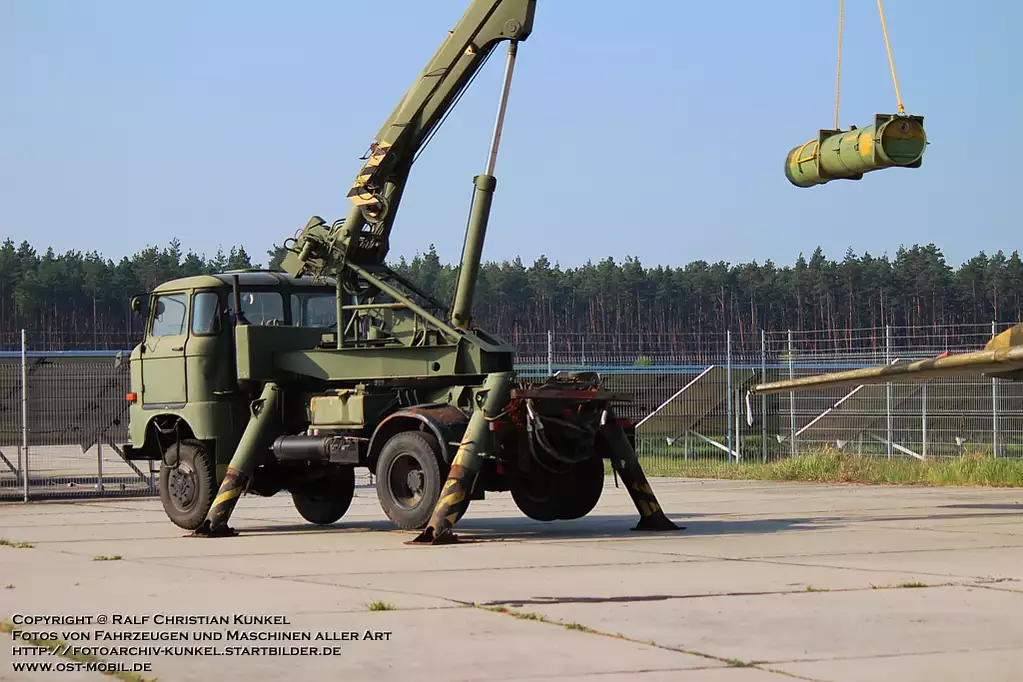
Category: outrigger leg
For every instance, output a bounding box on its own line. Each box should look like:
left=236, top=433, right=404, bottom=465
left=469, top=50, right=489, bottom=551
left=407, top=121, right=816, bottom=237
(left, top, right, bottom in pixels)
left=410, top=371, right=514, bottom=546
left=599, top=412, right=681, bottom=532
left=193, top=382, right=280, bottom=537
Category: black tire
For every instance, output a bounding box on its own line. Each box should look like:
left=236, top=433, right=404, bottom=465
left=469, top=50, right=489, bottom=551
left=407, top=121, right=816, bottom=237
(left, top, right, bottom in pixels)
left=510, top=456, right=606, bottom=522
left=291, top=467, right=356, bottom=525
left=509, top=466, right=562, bottom=522
left=375, top=431, right=444, bottom=530
left=158, top=440, right=217, bottom=531
left=556, top=456, right=605, bottom=520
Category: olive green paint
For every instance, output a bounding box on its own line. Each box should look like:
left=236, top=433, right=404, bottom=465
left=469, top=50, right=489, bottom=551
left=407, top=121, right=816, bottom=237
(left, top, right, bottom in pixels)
left=785, top=113, right=927, bottom=188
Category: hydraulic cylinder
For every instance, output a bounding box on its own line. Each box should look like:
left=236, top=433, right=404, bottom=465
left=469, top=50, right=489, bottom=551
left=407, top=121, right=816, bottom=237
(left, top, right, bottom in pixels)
left=450, top=174, right=496, bottom=330
left=785, top=114, right=926, bottom=188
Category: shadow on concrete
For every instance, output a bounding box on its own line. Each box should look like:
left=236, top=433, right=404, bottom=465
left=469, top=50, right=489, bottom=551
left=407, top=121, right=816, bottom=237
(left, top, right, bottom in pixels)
left=220, top=506, right=1023, bottom=543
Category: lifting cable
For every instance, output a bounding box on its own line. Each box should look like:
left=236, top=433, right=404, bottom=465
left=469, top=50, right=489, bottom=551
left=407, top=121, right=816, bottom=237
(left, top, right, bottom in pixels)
left=834, top=0, right=844, bottom=129
left=876, top=0, right=905, bottom=114
left=834, top=0, right=907, bottom=127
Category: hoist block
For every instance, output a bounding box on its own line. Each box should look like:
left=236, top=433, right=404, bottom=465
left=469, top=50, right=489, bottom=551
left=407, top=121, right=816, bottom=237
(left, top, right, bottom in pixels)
left=784, top=113, right=927, bottom=188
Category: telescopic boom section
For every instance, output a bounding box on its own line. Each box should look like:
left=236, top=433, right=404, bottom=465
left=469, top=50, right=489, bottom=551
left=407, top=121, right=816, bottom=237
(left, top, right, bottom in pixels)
left=281, top=0, right=536, bottom=281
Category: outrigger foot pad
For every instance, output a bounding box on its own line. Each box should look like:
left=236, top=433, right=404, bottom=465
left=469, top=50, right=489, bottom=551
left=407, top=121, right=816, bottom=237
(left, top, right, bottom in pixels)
left=190, top=522, right=238, bottom=538
left=407, top=527, right=460, bottom=546
left=632, top=512, right=683, bottom=532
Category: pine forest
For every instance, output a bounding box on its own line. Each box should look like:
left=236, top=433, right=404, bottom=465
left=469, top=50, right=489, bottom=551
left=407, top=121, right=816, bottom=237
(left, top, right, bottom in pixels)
left=1, top=238, right=1020, bottom=356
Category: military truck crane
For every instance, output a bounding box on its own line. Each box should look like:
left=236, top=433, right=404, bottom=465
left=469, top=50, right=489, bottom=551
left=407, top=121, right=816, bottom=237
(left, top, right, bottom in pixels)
left=123, top=0, right=679, bottom=544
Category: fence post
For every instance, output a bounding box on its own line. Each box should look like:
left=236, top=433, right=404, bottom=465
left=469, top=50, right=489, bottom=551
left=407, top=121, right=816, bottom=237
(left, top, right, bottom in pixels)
left=885, top=324, right=893, bottom=460
left=21, top=329, right=28, bottom=503
left=788, top=330, right=795, bottom=458
left=992, top=320, right=999, bottom=457
left=761, top=328, right=767, bottom=463
left=547, top=330, right=553, bottom=377
left=726, top=330, right=733, bottom=462
left=97, top=442, right=104, bottom=491
left=921, top=382, right=927, bottom=460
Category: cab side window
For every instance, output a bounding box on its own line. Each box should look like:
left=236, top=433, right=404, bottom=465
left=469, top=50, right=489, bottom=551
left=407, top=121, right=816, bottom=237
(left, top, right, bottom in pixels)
left=150, top=293, right=188, bottom=337
left=191, top=291, right=222, bottom=336
left=227, top=291, right=285, bottom=326
left=291, top=293, right=337, bottom=328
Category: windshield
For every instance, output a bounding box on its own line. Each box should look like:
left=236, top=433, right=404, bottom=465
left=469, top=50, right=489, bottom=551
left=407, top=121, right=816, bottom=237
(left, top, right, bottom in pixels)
left=291, top=292, right=337, bottom=328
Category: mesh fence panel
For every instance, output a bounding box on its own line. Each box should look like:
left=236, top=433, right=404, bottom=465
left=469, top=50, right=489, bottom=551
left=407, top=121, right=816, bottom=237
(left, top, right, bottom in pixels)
left=2, top=323, right=1020, bottom=499
left=0, top=356, right=22, bottom=496
left=0, top=350, right=153, bottom=500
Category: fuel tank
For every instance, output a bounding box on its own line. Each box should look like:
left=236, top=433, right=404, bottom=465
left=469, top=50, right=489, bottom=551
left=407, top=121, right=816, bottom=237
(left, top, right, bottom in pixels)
left=785, top=113, right=926, bottom=188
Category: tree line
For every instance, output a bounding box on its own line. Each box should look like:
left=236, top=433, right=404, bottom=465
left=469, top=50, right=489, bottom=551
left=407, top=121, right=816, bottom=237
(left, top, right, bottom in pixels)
left=1, top=237, right=1020, bottom=355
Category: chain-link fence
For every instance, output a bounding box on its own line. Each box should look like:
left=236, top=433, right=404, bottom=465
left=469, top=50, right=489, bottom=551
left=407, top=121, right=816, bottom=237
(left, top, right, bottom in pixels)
left=2, top=323, right=1019, bottom=501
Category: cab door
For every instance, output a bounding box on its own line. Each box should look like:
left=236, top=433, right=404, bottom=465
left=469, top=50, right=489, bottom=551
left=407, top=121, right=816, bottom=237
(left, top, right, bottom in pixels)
left=187, top=289, right=235, bottom=399
left=140, top=292, right=189, bottom=406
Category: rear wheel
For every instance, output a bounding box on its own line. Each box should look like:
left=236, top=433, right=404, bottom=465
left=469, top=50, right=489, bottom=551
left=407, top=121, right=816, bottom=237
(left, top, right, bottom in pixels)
left=291, top=467, right=356, bottom=525
left=375, top=431, right=444, bottom=530
left=556, top=455, right=605, bottom=520
left=509, top=466, right=561, bottom=521
left=510, top=456, right=605, bottom=522
left=159, top=440, right=216, bottom=531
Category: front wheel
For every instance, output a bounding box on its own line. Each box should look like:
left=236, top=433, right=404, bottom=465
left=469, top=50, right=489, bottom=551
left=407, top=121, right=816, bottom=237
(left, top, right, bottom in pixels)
left=375, top=431, right=445, bottom=530
left=291, top=467, right=356, bottom=525
left=158, top=440, right=217, bottom=531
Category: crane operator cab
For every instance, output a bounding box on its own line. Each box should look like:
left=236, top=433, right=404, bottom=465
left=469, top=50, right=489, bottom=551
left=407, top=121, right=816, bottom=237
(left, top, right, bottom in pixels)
left=121, top=269, right=337, bottom=527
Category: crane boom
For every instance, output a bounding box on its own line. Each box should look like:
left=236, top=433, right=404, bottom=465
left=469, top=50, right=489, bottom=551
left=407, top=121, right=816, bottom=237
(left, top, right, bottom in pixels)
left=281, top=0, right=536, bottom=282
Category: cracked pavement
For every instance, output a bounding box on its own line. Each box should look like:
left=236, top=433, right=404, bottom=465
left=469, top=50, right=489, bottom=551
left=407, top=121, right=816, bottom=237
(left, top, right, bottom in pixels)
left=2, top=478, right=1023, bottom=681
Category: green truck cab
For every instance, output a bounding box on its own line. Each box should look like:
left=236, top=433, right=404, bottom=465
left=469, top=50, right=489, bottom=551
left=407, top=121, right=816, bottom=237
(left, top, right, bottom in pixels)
left=123, top=270, right=343, bottom=528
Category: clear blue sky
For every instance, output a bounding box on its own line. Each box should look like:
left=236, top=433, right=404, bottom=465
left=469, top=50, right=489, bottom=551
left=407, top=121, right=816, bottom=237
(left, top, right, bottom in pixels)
left=1, top=0, right=1018, bottom=270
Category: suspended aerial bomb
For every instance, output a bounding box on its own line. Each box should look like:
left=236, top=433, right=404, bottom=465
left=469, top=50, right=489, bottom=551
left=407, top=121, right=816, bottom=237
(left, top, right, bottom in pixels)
left=785, top=113, right=927, bottom=188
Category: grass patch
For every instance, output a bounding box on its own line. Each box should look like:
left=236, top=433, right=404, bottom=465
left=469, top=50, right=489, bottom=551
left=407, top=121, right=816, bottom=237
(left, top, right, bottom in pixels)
left=92, top=555, right=122, bottom=561
left=4, top=584, right=13, bottom=589
left=477, top=605, right=601, bottom=635
left=635, top=448, right=1023, bottom=487
left=366, top=600, right=395, bottom=611
left=727, top=658, right=754, bottom=667
left=897, top=581, right=928, bottom=588
left=0, top=538, right=34, bottom=548
left=0, top=620, right=157, bottom=682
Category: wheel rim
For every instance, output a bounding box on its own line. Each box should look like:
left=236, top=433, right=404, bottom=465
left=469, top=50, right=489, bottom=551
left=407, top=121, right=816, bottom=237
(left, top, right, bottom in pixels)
left=386, top=452, right=425, bottom=510
left=167, top=462, right=197, bottom=511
